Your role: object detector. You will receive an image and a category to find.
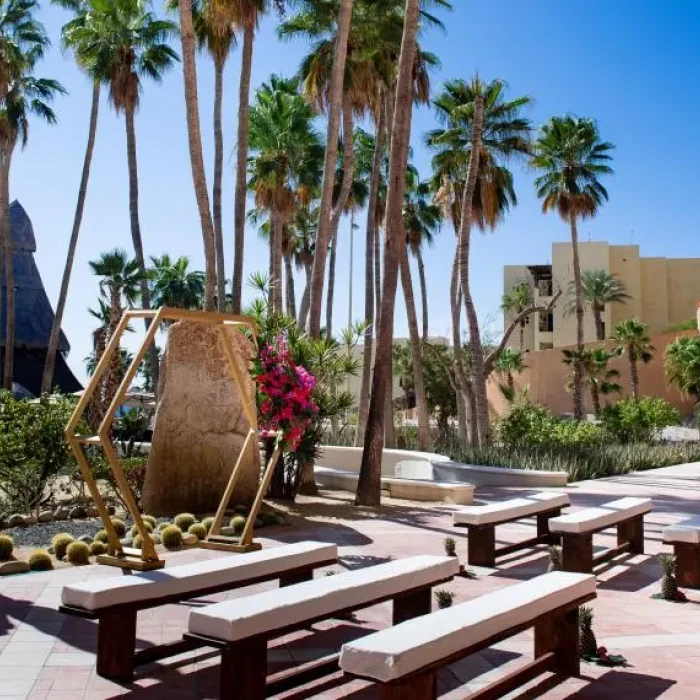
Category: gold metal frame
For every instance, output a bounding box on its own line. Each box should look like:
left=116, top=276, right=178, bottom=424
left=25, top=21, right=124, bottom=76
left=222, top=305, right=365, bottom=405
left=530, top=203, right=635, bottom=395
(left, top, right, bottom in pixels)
left=65, top=307, right=280, bottom=569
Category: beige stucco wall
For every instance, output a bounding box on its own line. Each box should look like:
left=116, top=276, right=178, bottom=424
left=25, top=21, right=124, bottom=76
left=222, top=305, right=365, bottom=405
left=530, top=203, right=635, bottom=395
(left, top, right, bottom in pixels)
left=487, top=330, right=698, bottom=418
left=609, top=245, right=643, bottom=328
left=666, top=259, right=700, bottom=327
left=639, top=258, right=669, bottom=334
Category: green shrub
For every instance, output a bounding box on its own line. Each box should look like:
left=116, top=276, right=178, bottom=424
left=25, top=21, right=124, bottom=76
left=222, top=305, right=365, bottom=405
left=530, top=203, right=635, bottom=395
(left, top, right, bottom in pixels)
left=28, top=550, right=53, bottom=571
left=229, top=515, right=246, bottom=536
left=130, top=521, right=154, bottom=538
left=188, top=523, right=207, bottom=541
left=141, top=515, right=157, bottom=529
left=66, top=541, right=90, bottom=565
left=105, top=458, right=148, bottom=512
left=161, top=525, right=183, bottom=550
left=110, top=518, right=126, bottom=537
left=202, top=516, right=215, bottom=532
left=52, top=533, right=75, bottom=560
left=174, top=513, right=196, bottom=531
left=601, top=397, right=680, bottom=443
left=89, top=541, right=107, bottom=556
left=0, top=534, right=14, bottom=561
left=94, top=530, right=109, bottom=544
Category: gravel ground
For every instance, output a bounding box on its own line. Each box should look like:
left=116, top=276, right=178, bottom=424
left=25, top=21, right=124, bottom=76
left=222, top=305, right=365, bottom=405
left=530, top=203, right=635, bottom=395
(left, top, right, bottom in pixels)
left=2, top=518, right=111, bottom=548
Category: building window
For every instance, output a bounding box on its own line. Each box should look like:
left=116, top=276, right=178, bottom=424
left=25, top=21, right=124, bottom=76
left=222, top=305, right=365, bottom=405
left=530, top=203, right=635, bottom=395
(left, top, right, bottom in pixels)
left=539, top=312, right=554, bottom=333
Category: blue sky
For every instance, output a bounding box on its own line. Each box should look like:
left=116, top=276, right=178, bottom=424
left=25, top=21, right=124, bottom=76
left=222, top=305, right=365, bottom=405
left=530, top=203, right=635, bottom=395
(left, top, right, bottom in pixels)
left=14, top=1, right=700, bottom=382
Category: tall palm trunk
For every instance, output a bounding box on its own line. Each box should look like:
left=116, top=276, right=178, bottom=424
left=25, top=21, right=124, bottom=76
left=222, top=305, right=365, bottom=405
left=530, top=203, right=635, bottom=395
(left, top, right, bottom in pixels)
left=307, top=0, right=354, bottom=338
left=569, top=212, right=584, bottom=418
left=124, top=105, right=159, bottom=393
left=416, top=246, right=429, bottom=343
left=271, top=210, right=284, bottom=313
left=298, top=262, right=311, bottom=328
left=1, top=147, right=14, bottom=390
left=326, top=226, right=337, bottom=336
left=355, top=113, right=385, bottom=447
left=43, top=81, right=100, bottom=395
left=590, top=382, right=601, bottom=415
left=357, top=0, right=420, bottom=506
left=593, top=305, right=604, bottom=341
left=179, top=0, right=217, bottom=311
left=348, top=207, right=355, bottom=326
left=399, top=242, right=432, bottom=451
left=450, top=246, right=471, bottom=445
left=231, top=22, right=255, bottom=313
left=458, top=93, right=488, bottom=445
left=213, top=54, right=226, bottom=311
left=284, top=253, right=296, bottom=319
left=628, top=352, right=639, bottom=399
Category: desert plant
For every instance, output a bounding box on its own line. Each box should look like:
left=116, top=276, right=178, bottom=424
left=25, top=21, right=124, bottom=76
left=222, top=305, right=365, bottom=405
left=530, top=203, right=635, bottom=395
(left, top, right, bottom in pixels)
left=141, top=515, right=157, bottom=529
left=202, top=516, right=215, bottom=532
left=188, top=523, right=207, bottom=541
left=133, top=534, right=151, bottom=550
left=659, top=553, right=679, bottom=601
left=110, top=518, right=127, bottom=537
left=443, top=537, right=457, bottom=557
left=230, top=515, right=247, bottom=536
left=174, top=513, right=197, bottom=531
left=90, top=541, right=107, bottom=556
left=435, top=590, right=455, bottom=609
left=0, top=535, right=14, bottom=561
left=28, top=550, right=53, bottom=571
left=130, top=521, right=154, bottom=538
left=260, top=512, right=279, bottom=527
left=52, top=533, right=75, bottom=560
left=66, top=541, right=91, bottom=566
left=94, top=530, right=109, bottom=543
left=578, top=606, right=597, bottom=657
left=547, top=545, right=562, bottom=572
left=157, top=521, right=172, bottom=532
left=601, top=397, right=679, bottom=443
left=161, top=525, right=183, bottom=550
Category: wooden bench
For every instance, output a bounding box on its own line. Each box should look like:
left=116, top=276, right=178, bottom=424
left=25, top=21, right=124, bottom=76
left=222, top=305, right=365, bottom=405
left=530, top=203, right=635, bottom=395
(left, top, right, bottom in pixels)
left=185, top=555, right=460, bottom=700
left=453, top=492, right=570, bottom=567
left=340, top=571, right=597, bottom=700
left=59, top=541, right=337, bottom=682
left=663, top=516, right=700, bottom=587
left=549, top=497, right=651, bottom=573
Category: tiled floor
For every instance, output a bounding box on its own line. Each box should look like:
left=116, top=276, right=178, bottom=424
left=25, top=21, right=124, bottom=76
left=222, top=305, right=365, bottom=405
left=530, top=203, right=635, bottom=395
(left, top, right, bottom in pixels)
left=2, top=462, right=700, bottom=698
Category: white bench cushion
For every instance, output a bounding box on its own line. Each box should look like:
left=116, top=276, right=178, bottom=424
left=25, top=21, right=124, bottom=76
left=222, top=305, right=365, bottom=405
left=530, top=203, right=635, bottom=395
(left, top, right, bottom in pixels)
left=188, top=555, right=460, bottom=643
left=340, top=571, right=596, bottom=682
left=61, top=541, right=336, bottom=611
left=549, top=497, right=651, bottom=535
left=453, top=492, right=569, bottom=527
left=663, top=516, right=700, bottom=545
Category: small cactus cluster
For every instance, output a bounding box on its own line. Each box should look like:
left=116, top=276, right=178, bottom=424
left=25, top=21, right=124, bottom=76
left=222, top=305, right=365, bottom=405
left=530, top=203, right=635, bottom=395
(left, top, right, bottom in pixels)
left=0, top=534, right=14, bottom=561
left=94, top=530, right=109, bottom=544
left=174, top=513, right=196, bottom=531
left=66, top=541, right=90, bottom=566
left=443, top=537, right=457, bottom=557
left=578, top=606, right=597, bottom=658
left=202, top=517, right=215, bottom=533
left=659, top=553, right=680, bottom=601
left=52, top=533, right=75, bottom=560
left=161, top=525, right=183, bottom=550
left=130, top=521, right=154, bottom=538
left=435, top=589, right=455, bottom=609
left=188, top=523, right=207, bottom=541
left=28, top=550, right=53, bottom=571
left=230, top=515, right=247, bottom=535
left=142, top=515, right=158, bottom=529
left=547, top=545, right=562, bottom=572
left=110, top=518, right=127, bottom=537
left=90, top=541, right=107, bottom=556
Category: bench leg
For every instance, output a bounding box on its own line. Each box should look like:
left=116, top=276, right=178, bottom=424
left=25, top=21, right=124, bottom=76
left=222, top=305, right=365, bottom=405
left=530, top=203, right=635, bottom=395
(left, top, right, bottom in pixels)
left=674, top=543, right=700, bottom=588
left=381, top=670, right=436, bottom=700
left=97, top=609, right=137, bottom=682
left=392, top=586, right=432, bottom=625
left=617, top=516, right=644, bottom=554
left=535, top=606, right=580, bottom=677
left=279, top=568, right=313, bottom=587
left=561, top=534, right=593, bottom=574
left=468, top=525, right=496, bottom=567
left=537, top=509, right=560, bottom=540
left=219, top=637, right=267, bottom=700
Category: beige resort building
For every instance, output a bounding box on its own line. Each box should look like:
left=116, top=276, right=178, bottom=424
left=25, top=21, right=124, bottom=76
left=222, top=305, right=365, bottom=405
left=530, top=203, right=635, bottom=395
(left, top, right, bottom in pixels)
left=503, top=241, right=700, bottom=352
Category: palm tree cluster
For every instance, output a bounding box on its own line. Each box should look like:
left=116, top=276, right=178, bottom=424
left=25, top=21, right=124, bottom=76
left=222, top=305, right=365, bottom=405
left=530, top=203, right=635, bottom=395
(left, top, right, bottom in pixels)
left=0, top=0, right=624, bottom=507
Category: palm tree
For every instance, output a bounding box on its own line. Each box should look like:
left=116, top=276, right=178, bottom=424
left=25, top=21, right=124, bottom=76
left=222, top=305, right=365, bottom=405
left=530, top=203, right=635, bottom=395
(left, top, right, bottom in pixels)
left=493, top=347, right=526, bottom=401
left=356, top=0, right=420, bottom=507
left=71, top=0, right=178, bottom=390
left=89, top=249, right=141, bottom=409
left=0, top=8, right=64, bottom=389
left=666, top=336, right=700, bottom=402
left=149, top=254, right=205, bottom=309
left=247, top=75, right=323, bottom=313
left=585, top=346, right=621, bottom=414
left=566, top=268, right=629, bottom=341
left=166, top=0, right=235, bottom=310
left=43, top=0, right=102, bottom=394
left=533, top=116, right=614, bottom=418
left=501, top=283, right=532, bottom=350
left=612, top=318, right=653, bottom=399
left=428, top=77, right=533, bottom=445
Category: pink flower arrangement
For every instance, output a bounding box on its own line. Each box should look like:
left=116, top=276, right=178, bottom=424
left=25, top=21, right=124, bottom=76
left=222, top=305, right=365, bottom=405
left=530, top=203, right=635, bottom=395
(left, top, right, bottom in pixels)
left=253, top=333, right=318, bottom=451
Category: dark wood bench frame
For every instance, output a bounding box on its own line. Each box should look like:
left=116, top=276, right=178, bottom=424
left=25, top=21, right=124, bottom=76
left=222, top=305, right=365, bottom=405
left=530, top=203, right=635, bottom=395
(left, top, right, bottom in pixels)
left=183, top=574, right=455, bottom=700
left=59, top=556, right=336, bottom=683
left=344, top=590, right=596, bottom=700
left=557, top=511, right=647, bottom=574
left=668, top=542, right=700, bottom=588
left=454, top=505, right=564, bottom=567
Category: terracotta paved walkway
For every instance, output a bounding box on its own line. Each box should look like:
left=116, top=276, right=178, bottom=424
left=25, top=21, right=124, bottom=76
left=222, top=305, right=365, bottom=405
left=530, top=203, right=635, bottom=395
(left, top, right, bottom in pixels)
left=3, top=462, right=700, bottom=699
